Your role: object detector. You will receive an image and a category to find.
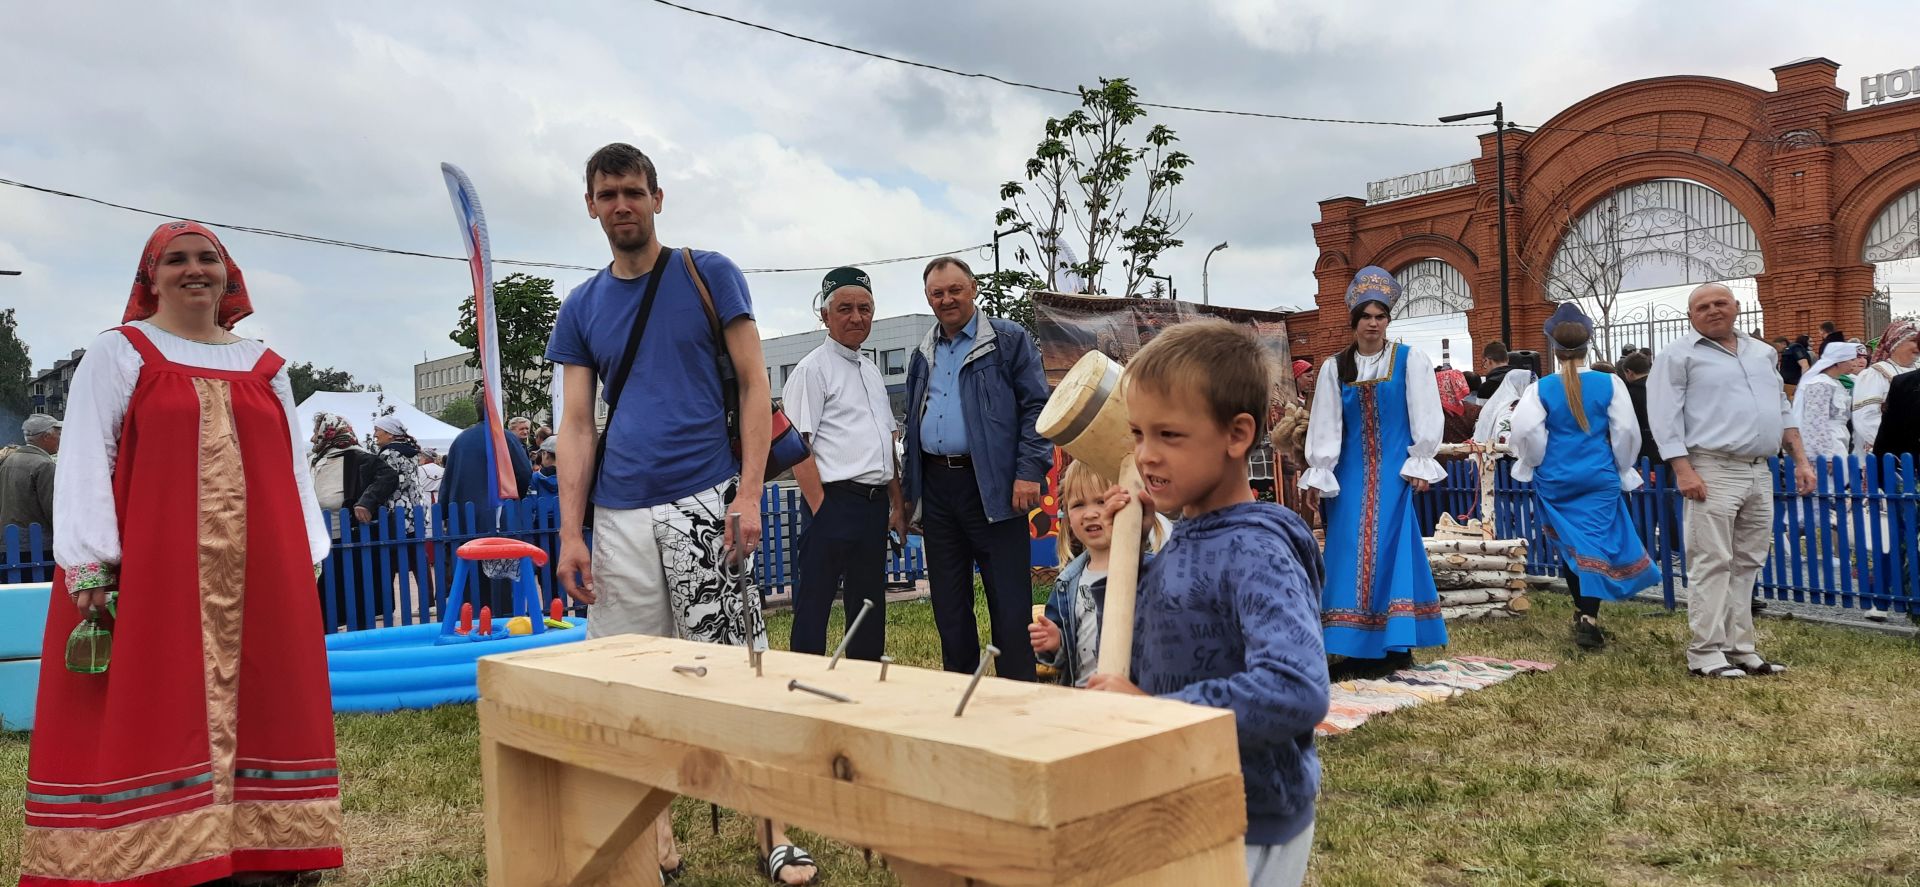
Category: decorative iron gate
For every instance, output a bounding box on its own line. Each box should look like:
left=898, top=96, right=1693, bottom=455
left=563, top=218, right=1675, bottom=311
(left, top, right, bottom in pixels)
left=1592, top=301, right=1767, bottom=356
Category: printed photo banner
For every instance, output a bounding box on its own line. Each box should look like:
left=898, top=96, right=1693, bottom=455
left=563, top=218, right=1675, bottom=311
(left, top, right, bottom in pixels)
left=1025, top=292, right=1301, bottom=564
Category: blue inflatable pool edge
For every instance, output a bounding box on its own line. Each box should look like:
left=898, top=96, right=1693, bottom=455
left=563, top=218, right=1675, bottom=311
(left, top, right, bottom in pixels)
left=326, top=617, right=586, bottom=714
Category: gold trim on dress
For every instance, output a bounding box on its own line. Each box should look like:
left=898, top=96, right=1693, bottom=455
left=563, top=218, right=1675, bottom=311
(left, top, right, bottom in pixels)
left=20, top=798, right=342, bottom=883
left=194, top=378, right=247, bottom=805
left=1349, top=344, right=1401, bottom=389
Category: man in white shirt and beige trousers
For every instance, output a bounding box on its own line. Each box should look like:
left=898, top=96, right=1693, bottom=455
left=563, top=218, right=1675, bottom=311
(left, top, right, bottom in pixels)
left=1649, top=283, right=1817, bottom=679
left=784, top=266, right=909, bottom=661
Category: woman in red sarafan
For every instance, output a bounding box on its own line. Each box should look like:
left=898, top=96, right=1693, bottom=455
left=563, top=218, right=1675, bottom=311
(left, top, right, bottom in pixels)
left=22, top=221, right=343, bottom=886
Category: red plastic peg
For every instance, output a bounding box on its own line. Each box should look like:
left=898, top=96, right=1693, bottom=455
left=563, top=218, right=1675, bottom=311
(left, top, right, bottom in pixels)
left=478, top=606, right=492, bottom=636
left=456, top=602, right=473, bottom=636
left=550, top=597, right=564, bottom=621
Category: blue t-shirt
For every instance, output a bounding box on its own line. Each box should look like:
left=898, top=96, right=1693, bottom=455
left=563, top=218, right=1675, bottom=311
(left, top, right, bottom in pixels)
left=545, top=249, right=752, bottom=509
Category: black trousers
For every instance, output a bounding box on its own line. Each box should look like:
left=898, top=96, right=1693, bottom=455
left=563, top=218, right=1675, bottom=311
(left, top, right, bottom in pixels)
left=920, top=458, right=1037, bottom=681
left=1566, top=569, right=1600, bottom=619
left=792, top=485, right=890, bottom=661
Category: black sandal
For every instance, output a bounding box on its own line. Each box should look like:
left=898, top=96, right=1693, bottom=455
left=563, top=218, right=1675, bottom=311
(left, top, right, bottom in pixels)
left=766, top=844, right=819, bottom=885
left=1688, top=664, right=1747, bottom=679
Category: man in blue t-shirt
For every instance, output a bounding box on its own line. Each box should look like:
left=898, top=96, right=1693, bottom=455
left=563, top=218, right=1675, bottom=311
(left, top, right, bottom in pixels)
left=545, top=143, right=814, bottom=884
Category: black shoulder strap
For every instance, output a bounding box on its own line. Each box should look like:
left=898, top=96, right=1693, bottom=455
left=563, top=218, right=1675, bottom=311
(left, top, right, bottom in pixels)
left=590, top=246, right=673, bottom=493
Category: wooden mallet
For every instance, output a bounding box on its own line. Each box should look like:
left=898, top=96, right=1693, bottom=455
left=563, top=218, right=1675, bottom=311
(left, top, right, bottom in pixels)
left=1036, top=350, right=1142, bottom=678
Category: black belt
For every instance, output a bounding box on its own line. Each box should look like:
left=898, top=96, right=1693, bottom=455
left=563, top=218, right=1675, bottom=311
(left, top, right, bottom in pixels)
left=923, top=452, right=973, bottom=469
left=825, top=479, right=888, bottom=501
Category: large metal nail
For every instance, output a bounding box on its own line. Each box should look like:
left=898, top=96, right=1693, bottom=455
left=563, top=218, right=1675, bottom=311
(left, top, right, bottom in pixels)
left=954, top=645, right=1000, bottom=717
left=828, top=600, right=876, bottom=670
left=753, top=649, right=764, bottom=677
left=674, top=665, right=708, bottom=677
left=878, top=655, right=893, bottom=682
left=789, top=679, right=855, bottom=703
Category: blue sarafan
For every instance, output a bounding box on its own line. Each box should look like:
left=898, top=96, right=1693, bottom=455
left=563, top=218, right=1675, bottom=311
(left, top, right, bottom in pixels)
left=1319, top=343, right=1449, bottom=658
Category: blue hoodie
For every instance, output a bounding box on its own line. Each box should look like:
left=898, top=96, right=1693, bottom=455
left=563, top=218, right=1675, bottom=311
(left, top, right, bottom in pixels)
left=1129, top=501, right=1329, bottom=845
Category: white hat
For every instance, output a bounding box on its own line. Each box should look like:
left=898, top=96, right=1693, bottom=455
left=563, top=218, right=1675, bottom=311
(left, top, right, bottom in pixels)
left=373, top=415, right=409, bottom=436
left=21, top=414, right=61, bottom=438
left=1807, top=341, right=1863, bottom=377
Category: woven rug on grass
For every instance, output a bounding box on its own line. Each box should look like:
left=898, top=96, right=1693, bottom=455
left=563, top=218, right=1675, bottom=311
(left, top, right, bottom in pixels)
left=1316, top=656, right=1555, bottom=737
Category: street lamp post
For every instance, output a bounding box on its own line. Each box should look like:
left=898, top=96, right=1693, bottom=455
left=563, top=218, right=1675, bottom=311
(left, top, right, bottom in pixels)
left=1202, top=241, right=1229, bottom=305
left=0, top=270, right=20, bottom=276
left=1439, top=102, right=1510, bottom=344
left=992, top=222, right=1030, bottom=278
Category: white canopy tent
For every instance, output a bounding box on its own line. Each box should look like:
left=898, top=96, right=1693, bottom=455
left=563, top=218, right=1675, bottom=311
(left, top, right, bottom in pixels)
left=295, top=391, right=465, bottom=453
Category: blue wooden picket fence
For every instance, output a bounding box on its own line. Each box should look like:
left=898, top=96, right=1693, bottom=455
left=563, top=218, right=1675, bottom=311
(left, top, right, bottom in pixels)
left=9, top=455, right=1915, bottom=621
left=1, top=485, right=927, bottom=631
left=1412, top=454, right=1920, bottom=615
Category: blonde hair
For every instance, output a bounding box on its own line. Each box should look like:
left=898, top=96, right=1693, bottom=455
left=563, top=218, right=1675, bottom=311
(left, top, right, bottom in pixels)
left=1126, top=318, right=1274, bottom=438
left=1550, top=321, right=1592, bottom=433
left=1056, top=460, right=1164, bottom=563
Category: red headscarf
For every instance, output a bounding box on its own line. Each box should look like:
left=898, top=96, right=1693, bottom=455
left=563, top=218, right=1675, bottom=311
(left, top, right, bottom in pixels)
left=123, top=221, right=253, bottom=329
left=1872, top=320, right=1917, bottom=365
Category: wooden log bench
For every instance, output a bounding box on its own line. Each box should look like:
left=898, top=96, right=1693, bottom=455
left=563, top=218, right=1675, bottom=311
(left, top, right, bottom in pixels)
left=478, top=635, right=1249, bottom=886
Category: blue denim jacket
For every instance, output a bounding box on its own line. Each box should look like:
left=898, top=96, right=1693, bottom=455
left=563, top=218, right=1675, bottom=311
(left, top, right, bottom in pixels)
left=903, top=313, right=1052, bottom=524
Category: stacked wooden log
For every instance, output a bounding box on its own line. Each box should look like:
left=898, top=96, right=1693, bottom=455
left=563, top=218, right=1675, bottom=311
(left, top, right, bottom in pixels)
left=1425, top=530, right=1531, bottom=621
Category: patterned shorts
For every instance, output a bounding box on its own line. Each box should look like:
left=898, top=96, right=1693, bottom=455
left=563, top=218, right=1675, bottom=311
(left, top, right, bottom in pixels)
left=587, top=478, right=767, bottom=649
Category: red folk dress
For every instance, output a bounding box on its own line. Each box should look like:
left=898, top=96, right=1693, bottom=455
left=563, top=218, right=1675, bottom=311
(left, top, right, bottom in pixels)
left=21, top=326, right=343, bottom=886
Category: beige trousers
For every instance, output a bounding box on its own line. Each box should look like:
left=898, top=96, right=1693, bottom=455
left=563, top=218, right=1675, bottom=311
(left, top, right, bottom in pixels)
left=1683, top=452, right=1774, bottom=671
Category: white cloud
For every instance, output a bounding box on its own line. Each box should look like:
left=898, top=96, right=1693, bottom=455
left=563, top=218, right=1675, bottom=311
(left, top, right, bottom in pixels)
left=2, top=0, right=1915, bottom=401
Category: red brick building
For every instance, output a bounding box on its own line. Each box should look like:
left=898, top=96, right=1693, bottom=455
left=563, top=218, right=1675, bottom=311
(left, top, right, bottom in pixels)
left=1301, top=58, right=1920, bottom=360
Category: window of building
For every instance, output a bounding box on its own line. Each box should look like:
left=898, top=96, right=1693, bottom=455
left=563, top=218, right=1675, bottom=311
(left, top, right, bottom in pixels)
left=780, top=364, right=797, bottom=385
left=863, top=349, right=877, bottom=365
left=882, top=349, right=905, bottom=376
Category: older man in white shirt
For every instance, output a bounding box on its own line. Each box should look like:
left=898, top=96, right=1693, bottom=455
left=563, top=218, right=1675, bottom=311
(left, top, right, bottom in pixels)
left=1649, top=283, right=1817, bottom=679
left=783, top=266, right=908, bottom=661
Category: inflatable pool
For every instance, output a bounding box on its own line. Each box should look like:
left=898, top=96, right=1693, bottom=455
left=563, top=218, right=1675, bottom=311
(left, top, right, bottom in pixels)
left=325, top=616, right=585, bottom=713
left=0, top=582, right=51, bottom=731
left=325, top=536, right=591, bottom=713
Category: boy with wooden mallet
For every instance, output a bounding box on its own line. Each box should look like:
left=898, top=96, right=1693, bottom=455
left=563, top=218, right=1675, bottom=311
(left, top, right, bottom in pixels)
left=1040, top=319, right=1329, bottom=886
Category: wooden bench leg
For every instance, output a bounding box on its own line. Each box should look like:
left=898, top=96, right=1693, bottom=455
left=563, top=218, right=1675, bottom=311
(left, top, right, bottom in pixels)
left=886, top=858, right=974, bottom=887
left=482, top=737, right=674, bottom=886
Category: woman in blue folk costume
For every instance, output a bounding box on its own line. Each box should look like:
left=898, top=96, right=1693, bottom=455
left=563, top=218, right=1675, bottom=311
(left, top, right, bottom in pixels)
left=1508, top=302, right=1661, bottom=650
left=1302, top=266, right=1448, bottom=679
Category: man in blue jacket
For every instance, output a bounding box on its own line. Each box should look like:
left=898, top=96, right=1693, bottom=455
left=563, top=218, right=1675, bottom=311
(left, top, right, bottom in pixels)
left=905, top=256, right=1052, bottom=680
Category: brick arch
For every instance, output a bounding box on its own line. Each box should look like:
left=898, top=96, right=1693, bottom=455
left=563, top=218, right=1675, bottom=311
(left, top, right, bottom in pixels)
left=1309, top=59, right=1913, bottom=360
left=1522, top=75, right=1771, bottom=155
left=1836, top=151, right=1920, bottom=263
left=1369, top=235, right=1480, bottom=279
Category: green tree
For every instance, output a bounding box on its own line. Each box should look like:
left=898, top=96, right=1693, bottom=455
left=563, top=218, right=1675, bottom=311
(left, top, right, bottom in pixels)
left=0, top=309, right=30, bottom=427
left=438, top=396, right=478, bottom=429
left=286, top=361, right=369, bottom=404
left=453, top=273, right=559, bottom=421
left=996, top=77, right=1194, bottom=299
left=976, top=269, right=1043, bottom=334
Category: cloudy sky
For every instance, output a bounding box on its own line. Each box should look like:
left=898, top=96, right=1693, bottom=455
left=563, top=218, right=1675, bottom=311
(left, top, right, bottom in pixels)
left=4, top=0, right=1916, bottom=397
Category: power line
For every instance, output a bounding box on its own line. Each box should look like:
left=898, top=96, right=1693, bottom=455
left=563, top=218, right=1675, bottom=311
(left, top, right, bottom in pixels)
left=647, top=0, right=1920, bottom=147
left=0, top=176, right=984, bottom=276
left=645, top=0, right=1479, bottom=130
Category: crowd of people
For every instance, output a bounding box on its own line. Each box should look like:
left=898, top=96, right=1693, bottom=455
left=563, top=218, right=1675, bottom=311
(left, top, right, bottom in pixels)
left=10, top=138, right=1919, bottom=887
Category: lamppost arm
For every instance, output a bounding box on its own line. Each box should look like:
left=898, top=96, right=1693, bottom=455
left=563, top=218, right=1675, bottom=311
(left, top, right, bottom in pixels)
left=1202, top=241, right=1229, bottom=305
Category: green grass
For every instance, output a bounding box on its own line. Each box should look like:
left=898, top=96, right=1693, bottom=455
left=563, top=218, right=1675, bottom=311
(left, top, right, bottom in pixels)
left=4, top=590, right=1920, bottom=886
